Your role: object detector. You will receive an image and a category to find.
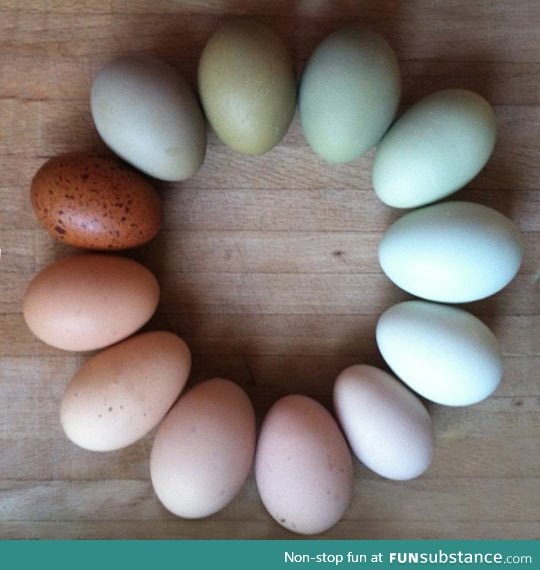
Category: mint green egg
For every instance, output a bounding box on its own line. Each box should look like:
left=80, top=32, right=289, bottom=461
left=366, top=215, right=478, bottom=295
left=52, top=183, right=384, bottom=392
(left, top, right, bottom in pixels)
left=373, top=89, right=497, bottom=208
left=299, top=26, right=401, bottom=164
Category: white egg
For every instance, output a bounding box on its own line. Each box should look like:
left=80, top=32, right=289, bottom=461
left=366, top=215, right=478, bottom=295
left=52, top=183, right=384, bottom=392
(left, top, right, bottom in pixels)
left=378, top=201, right=523, bottom=303
left=91, top=55, right=206, bottom=181
left=373, top=89, right=497, bottom=208
left=376, top=300, right=504, bottom=406
left=334, top=365, right=434, bottom=480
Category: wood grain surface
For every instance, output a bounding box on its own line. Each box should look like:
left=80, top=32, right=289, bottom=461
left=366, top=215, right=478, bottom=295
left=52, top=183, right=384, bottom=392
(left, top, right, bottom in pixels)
left=1, top=0, right=539, bottom=539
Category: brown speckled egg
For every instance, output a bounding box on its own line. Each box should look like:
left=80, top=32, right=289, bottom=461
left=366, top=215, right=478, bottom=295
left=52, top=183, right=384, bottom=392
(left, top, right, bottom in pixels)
left=30, top=152, right=162, bottom=250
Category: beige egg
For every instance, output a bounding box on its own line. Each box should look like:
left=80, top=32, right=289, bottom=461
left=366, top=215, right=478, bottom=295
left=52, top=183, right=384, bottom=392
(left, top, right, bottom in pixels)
left=334, top=365, right=434, bottom=480
left=150, top=378, right=256, bottom=519
left=255, top=394, right=353, bottom=535
left=22, top=253, right=159, bottom=351
left=61, top=331, right=191, bottom=451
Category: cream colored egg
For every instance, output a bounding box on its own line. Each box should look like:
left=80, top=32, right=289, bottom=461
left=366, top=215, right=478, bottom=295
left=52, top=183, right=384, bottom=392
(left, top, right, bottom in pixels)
left=22, top=253, right=159, bottom=351
left=373, top=89, right=497, bottom=207
left=299, top=26, right=400, bottom=163
left=60, top=331, right=191, bottom=451
left=91, top=55, right=206, bottom=181
left=255, top=394, right=353, bottom=535
left=334, top=365, right=434, bottom=480
left=376, top=300, right=504, bottom=406
left=150, top=378, right=256, bottom=519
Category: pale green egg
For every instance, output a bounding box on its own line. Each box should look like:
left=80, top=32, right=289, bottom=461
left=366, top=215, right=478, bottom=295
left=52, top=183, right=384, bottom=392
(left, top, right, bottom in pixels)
left=373, top=89, right=497, bottom=208
left=299, top=26, right=401, bottom=164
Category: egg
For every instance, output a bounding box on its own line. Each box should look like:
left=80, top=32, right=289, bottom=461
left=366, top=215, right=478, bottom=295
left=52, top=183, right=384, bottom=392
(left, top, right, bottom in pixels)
left=60, top=331, right=191, bottom=452
left=22, top=253, right=159, bottom=351
left=299, top=26, right=400, bottom=163
left=91, top=55, right=206, bottom=181
left=333, top=365, right=434, bottom=480
left=373, top=89, right=497, bottom=208
left=376, top=300, right=504, bottom=406
left=150, top=378, right=256, bottom=519
left=378, top=201, right=523, bottom=303
left=30, top=152, right=162, bottom=250
left=198, top=20, right=296, bottom=155
left=255, top=394, right=353, bottom=535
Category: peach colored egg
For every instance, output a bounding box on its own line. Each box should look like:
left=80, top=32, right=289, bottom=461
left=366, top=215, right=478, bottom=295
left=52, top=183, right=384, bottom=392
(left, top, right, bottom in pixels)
left=60, top=331, right=191, bottom=451
left=22, top=253, right=159, bottom=351
left=31, top=152, right=162, bottom=250
left=150, top=378, right=256, bottom=519
left=334, top=365, right=434, bottom=480
left=255, top=394, right=353, bottom=535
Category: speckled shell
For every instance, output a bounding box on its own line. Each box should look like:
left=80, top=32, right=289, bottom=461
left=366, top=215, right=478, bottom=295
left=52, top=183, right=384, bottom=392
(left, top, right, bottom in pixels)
left=30, top=152, right=162, bottom=250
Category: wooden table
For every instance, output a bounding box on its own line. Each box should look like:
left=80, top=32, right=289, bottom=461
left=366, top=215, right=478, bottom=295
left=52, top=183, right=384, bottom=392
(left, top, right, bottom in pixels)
left=1, top=0, right=539, bottom=539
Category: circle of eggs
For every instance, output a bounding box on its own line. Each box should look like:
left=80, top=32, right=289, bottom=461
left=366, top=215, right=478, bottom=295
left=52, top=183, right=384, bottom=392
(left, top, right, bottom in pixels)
left=22, top=19, right=524, bottom=537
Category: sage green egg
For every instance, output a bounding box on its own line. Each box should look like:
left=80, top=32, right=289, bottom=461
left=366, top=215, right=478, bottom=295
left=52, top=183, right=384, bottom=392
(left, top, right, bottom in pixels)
left=373, top=89, right=497, bottom=208
left=299, top=26, right=401, bottom=164
left=198, top=20, right=296, bottom=155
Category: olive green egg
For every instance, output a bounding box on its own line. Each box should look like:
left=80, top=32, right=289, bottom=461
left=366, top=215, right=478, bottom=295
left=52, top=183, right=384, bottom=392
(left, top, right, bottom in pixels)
left=198, top=20, right=296, bottom=155
left=372, top=89, right=497, bottom=208
left=299, top=26, right=401, bottom=164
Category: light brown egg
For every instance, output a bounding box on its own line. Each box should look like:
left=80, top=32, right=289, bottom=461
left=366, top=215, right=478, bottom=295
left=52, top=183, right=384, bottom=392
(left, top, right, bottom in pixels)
left=30, top=152, right=162, bottom=250
left=22, top=253, right=159, bottom=351
left=150, top=378, right=256, bottom=519
left=60, top=331, right=191, bottom=452
left=255, top=394, right=354, bottom=535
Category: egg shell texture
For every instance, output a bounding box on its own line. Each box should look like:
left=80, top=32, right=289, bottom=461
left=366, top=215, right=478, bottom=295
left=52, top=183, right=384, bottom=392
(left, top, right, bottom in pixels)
left=198, top=20, right=296, bottom=155
left=91, top=55, right=206, bottom=181
left=299, top=26, right=401, bottom=163
left=334, top=365, right=434, bottom=480
left=255, top=394, right=353, bottom=535
left=60, top=331, right=191, bottom=452
left=30, top=152, right=162, bottom=250
left=22, top=253, right=159, bottom=351
left=373, top=89, right=497, bottom=208
left=378, top=201, right=523, bottom=303
left=150, top=378, right=256, bottom=519
left=376, top=300, right=504, bottom=406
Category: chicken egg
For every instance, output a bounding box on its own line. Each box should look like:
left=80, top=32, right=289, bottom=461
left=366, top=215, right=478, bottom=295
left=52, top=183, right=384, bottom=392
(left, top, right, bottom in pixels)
left=30, top=152, right=162, bottom=250
left=376, top=300, right=504, bottom=406
left=91, top=55, right=206, bottom=181
left=334, top=365, right=434, bottom=480
left=255, top=394, right=353, bottom=535
left=22, top=253, right=159, bottom=351
left=150, top=378, right=256, bottom=519
left=373, top=89, right=497, bottom=208
left=61, top=331, right=191, bottom=452
left=299, top=26, right=400, bottom=163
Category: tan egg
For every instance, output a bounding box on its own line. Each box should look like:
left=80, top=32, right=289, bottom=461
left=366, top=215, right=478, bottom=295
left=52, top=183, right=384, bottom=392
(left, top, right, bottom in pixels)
left=150, top=378, right=256, bottom=519
left=61, top=331, right=191, bottom=452
left=255, top=394, right=353, bottom=535
left=30, top=152, right=162, bottom=250
left=22, top=253, right=159, bottom=351
left=198, top=20, right=296, bottom=155
left=334, top=365, right=434, bottom=480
